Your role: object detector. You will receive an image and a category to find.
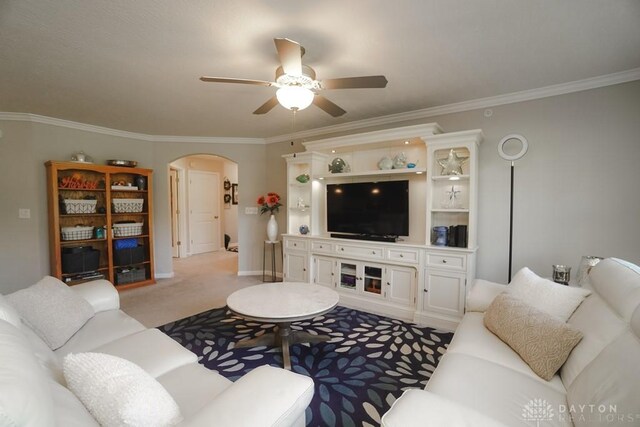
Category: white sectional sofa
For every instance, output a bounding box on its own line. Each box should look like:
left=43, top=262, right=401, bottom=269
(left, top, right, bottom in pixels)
left=0, top=279, right=314, bottom=427
left=383, top=258, right=640, bottom=426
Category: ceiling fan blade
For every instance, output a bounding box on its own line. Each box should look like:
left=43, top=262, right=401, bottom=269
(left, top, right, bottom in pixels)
left=313, top=96, right=347, bottom=117
left=320, top=75, right=388, bottom=90
left=253, top=96, right=280, bottom=115
left=274, top=38, right=302, bottom=76
left=200, top=76, right=273, bottom=86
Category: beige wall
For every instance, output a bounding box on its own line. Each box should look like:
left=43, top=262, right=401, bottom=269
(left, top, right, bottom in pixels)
left=0, top=122, right=266, bottom=292
left=1, top=80, right=639, bottom=291
left=267, top=81, right=640, bottom=283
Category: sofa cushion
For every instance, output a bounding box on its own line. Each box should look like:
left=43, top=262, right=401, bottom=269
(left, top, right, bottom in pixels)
left=92, top=328, right=197, bottom=378
left=382, top=389, right=508, bottom=427
left=484, top=293, right=583, bottom=381
left=507, top=267, right=591, bottom=321
left=6, top=276, right=95, bottom=349
left=566, top=329, right=640, bottom=427
left=447, top=312, right=566, bottom=392
left=560, top=292, right=628, bottom=388
left=49, top=379, right=99, bottom=427
left=0, top=319, right=55, bottom=427
left=55, top=309, right=146, bottom=356
left=588, top=258, right=640, bottom=322
left=20, top=322, right=65, bottom=384
left=157, top=363, right=232, bottom=419
left=63, top=352, right=182, bottom=427
left=426, top=352, right=572, bottom=427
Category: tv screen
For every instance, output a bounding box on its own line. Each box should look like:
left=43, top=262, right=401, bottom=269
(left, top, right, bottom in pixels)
left=327, top=180, right=409, bottom=237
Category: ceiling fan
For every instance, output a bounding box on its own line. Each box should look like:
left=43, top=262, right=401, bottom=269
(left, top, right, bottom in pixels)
left=200, top=38, right=388, bottom=117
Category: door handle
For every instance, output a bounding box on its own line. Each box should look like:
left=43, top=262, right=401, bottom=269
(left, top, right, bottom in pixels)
left=214, top=216, right=219, bottom=219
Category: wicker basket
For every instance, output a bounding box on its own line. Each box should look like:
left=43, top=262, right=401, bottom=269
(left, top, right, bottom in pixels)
left=113, top=222, right=143, bottom=237
left=63, top=199, right=97, bottom=214
left=61, top=226, right=94, bottom=241
left=112, top=198, right=144, bottom=213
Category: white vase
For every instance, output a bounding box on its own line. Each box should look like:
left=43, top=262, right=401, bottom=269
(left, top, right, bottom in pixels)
left=266, top=214, right=278, bottom=242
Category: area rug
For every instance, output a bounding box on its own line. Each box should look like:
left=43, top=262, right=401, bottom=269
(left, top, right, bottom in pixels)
left=159, top=306, right=453, bottom=427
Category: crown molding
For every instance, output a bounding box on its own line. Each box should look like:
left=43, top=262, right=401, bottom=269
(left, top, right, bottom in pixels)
left=0, top=112, right=266, bottom=145
left=265, top=67, right=640, bottom=144
left=2, top=68, right=639, bottom=145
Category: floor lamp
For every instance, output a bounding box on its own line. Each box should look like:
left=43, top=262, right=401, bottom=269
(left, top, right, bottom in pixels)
left=498, top=134, right=529, bottom=282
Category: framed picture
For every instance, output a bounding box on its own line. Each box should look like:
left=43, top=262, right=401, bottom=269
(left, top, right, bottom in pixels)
left=232, top=183, right=238, bottom=205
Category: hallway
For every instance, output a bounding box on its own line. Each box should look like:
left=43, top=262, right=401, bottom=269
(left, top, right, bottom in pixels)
left=120, top=251, right=262, bottom=327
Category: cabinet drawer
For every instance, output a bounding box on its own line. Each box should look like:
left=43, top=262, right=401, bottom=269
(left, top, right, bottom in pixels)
left=335, top=244, right=384, bottom=260
left=426, top=253, right=466, bottom=270
left=386, top=248, right=419, bottom=264
left=285, top=238, right=308, bottom=252
left=311, top=241, right=333, bottom=254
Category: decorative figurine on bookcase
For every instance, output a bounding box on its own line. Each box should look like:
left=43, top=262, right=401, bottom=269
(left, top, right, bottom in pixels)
left=443, top=185, right=461, bottom=209
left=437, top=149, right=468, bottom=175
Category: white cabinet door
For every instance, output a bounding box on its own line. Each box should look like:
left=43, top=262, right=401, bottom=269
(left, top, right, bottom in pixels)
left=385, top=266, right=415, bottom=307
left=422, top=269, right=466, bottom=317
left=313, top=256, right=335, bottom=288
left=284, top=252, right=308, bottom=282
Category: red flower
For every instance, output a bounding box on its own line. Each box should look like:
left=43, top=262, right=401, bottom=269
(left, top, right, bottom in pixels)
left=266, top=195, right=279, bottom=207
left=257, top=196, right=265, bottom=205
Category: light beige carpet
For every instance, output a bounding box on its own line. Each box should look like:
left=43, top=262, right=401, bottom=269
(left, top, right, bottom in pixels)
left=119, top=251, right=263, bottom=328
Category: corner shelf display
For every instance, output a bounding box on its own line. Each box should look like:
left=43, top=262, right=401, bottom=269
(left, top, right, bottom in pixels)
left=45, top=161, right=155, bottom=290
left=425, top=131, right=482, bottom=249
left=282, top=152, right=329, bottom=236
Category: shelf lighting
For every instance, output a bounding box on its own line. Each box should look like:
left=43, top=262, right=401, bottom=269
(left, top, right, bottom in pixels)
left=404, top=140, right=410, bottom=145
left=415, top=171, right=423, bottom=175
left=449, top=176, right=460, bottom=181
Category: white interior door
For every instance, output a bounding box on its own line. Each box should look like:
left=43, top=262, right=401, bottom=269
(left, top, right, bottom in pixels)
left=188, top=170, right=220, bottom=254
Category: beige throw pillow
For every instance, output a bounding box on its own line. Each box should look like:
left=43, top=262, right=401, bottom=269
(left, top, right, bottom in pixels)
left=484, top=293, right=583, bottom=381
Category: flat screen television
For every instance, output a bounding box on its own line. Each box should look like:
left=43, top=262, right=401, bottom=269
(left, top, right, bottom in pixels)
left=326, top=180, right=409, bottom=237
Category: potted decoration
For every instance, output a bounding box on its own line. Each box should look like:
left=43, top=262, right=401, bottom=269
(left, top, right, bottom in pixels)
left=257, top=192, right=282, bottom=242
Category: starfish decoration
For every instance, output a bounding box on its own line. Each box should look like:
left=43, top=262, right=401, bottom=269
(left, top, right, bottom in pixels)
left=437, top=149, right=469, bottom=175
left=445, top=185, right=461, bottom=208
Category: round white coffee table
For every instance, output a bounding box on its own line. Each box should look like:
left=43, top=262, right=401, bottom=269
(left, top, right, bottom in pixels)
left=227, top=282, right=339, bottom=370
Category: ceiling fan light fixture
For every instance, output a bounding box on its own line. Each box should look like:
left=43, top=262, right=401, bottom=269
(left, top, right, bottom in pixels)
left=276, top=86, right=314, bottom=111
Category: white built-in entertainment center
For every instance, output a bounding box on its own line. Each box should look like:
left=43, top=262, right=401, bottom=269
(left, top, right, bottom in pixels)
left=282, top=123, right=483, bottom=330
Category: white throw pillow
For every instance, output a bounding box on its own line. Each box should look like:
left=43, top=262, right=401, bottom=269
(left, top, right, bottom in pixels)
left=63, top=352, right=182, bottom=427
left=6, top=276, right=95, bottom=349
left=507, top=267, right=591, bottom=321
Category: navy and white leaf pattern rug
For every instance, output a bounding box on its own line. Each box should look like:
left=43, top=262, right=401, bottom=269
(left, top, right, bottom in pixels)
left=159, top=305, right=453, bottom=427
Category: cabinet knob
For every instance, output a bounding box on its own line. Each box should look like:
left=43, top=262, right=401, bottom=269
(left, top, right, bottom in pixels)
left=423, top=289, right=429, bottom=293
left=340, top=247, right=344, bottom=251
left=372, top=251, right=376, bottom=255
left=386, top=282, right=390, bottom=286
left=319, top=245, right=323, bottom=248
left=442, top=259, right=447, bottom=264
left=294, top=243, right=297, bottom=247
left=399, top=254, right=404, bottom=258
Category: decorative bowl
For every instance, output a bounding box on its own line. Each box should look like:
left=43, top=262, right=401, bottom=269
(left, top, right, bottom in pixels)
left=107, top=159, right=138, bottom=168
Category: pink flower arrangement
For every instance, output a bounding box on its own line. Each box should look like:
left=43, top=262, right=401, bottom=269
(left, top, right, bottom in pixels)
left=257, top=192, right=282, bottom=215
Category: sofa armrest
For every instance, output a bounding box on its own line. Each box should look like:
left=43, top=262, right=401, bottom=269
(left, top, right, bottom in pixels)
left=69, top=279, right=120, bottom=313
left=465, top=279, right=507, bottom=312
left=183, top=365, right=314, bottom=427
left=381, top=389, right=507, bottom=427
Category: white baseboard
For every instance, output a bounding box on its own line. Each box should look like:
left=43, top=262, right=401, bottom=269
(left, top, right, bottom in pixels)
left=412, top=311, right=460, bottom=332
left=155, top=272, right=175, bottom=279
left=237, top=270, right=283, bottom=278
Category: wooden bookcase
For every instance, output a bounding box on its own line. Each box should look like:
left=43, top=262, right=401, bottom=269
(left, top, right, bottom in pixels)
left=45, top=161, right=155, bottom=290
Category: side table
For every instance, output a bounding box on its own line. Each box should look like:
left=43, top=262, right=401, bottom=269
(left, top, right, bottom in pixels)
left=263, top=240, right=283, bottom=282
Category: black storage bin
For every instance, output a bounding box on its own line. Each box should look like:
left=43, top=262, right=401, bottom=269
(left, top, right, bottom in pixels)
left=115, top=268, right=146, bottom=285
left=113, top=246, right=145, bottom=266
left=61, top=247, right=100, bottom=274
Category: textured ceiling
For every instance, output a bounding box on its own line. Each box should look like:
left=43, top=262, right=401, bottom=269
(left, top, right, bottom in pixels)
left=1, top=0, right=639, bottom=138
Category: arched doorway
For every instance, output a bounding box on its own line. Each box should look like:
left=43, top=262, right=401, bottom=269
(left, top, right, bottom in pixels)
left=168, top=154, right=239, bottom=275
